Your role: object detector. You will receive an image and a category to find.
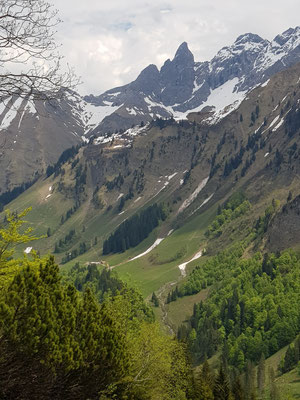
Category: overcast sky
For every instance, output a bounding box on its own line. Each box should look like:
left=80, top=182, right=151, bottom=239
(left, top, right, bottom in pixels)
left=51, top=0, right=300, bottom=95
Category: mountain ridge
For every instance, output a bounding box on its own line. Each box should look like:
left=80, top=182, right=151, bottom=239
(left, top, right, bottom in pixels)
left=83, top=26, right=300, bottom=135
left=0, top=26, right=300, bottom=192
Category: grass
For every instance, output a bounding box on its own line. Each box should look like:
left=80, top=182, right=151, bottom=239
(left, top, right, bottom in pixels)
left=248, top=345, right=300, bottom=399
left=108, top=204, right=217, bottom=298
left=5, top=171, right=217, bottom=298
left=276, top=368, right=300, bottom=399
left=166, top=288, right=210, bottom=330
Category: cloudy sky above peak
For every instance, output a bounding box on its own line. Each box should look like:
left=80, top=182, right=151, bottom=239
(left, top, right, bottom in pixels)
left=51, top=0, right=300, bottom=95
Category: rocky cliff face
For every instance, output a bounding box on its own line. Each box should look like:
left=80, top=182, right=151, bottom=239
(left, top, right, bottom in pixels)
left=1, top=26, right=300, bottom=191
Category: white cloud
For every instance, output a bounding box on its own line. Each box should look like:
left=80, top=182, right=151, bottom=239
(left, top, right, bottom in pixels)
left=51, top=0, right=300, bottom=95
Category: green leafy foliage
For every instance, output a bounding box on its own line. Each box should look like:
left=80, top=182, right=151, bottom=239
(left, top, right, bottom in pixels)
left=0, top=208, right=40, bottom=287
left=179, top=244, right=244, bottom=297
left=182, top=249, right=300, bottom=368
left=279, top=335, right=300, bottom=374
left=0, top=211, right=196, bottom=398
left=205, top=193, right=250, bottom=238
left=254, top=199, right=280, bottom=237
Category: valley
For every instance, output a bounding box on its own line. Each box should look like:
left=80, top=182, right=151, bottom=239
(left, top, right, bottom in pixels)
left=0, top=10, right=300, bottom=398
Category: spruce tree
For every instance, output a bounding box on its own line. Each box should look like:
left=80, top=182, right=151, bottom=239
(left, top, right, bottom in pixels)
left=232, top=375, right=245, bottom=400
left=257, top=353, right=265, bottom=397
left=151, top=292, right=159, bottom=307
left=0, top=257, right=130, bottom=399
left=213, top=365, right=231, bottom=400
left=194, top=359, right=214, bottom=400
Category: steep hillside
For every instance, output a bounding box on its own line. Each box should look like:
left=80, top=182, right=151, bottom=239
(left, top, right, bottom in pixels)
left=5, top=61, right=300, bottom=292
left=1, top=26, right=300, bottom=194
left=0, top=94, right=83, bottom=192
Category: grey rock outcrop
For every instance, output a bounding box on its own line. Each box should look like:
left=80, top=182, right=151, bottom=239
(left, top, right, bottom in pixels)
left=83, top=26, right=300, bottom=135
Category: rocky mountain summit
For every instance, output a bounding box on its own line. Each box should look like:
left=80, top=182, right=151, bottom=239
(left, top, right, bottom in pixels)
left=84, top=26, right=300, bottom=135
left=0, top=26, right=300, bottom=191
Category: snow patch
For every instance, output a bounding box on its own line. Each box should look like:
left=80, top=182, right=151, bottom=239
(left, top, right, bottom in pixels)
left=17, top=108, right=26, bottom=129
left=0, top=99, right=10, bottom=117
left=94, top=136, right=112, bottom=145
left=151, top=181, right=170, bottom=200
left=178, top=250, right=203, bottom=277
left=83, top=101, right=122, bottom=133
left=67, top=91, right=123, bottom=135
left=170, top=78, right=247, bottom=123
left=26, top=99, right=37, bottom=115
left=272, top=118, right=284, bottom=131
left=130, top=238, right=165, bottom=261
left=261, top=79, right=270, bottom=88
left=126, top=107, right=137, bottom=115
left=124, top=123, right=150, bottom=136
left=269, top=115, right=280, bottom=128
left=192, top=80, right=204, bottom=94
left=177, top=176, right=209, bottom=214
left=199, top=78, right=246, bottom=113
left=1, top=97, right=23, bottom=130
left=190, top=193, right=215, bottom=216
left=117, top=193, right=124, bottom=201
left=168, top=172, right=177, bottom=180
left=107, top=91, right=121, bottom=97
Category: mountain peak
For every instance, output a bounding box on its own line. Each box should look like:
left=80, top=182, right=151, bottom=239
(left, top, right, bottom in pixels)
left=234, top=32, right=266, bottom=45
left=274, top=26, right=300, bottom=46
left=175, top=41, right=189, bottom=53
left=174, top=42, right=194, bottom=63
left=131, top=64, right=160, bottom=94
left=138, top=64, right=159, bottom=77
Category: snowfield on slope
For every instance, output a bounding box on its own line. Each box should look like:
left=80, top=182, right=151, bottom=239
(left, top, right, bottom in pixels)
left=177, top=176, right=209, bottom=214
left=130, top=238, right=165, bottom=261
left=178, top=250, right=203, bottom=277
left=129, top=230, right=174, bottom=262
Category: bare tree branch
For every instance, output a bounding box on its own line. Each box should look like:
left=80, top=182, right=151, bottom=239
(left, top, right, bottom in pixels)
left=0, top=0, right=80, bottom=101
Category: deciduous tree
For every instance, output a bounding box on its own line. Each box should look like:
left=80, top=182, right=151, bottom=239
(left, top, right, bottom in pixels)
left=0, top=0, right=78, bottom=101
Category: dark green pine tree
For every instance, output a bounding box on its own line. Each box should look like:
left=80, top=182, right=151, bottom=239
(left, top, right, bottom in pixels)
left=257, top=353, right=265, bottom=397
left=282, top=345, right=297, bottom=372
left=232, top=375, right=245, bottom=400
left=194, top=358, right=214, bottom=400
left=166, top=292, right=172, bottom=304
left=0, top=256, right=130, bottom=400
left=213, top=365, right=231, bottom=400
left=244, top=360, right=256, bottom=399
left=151, top=292, right=159, bottom=307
